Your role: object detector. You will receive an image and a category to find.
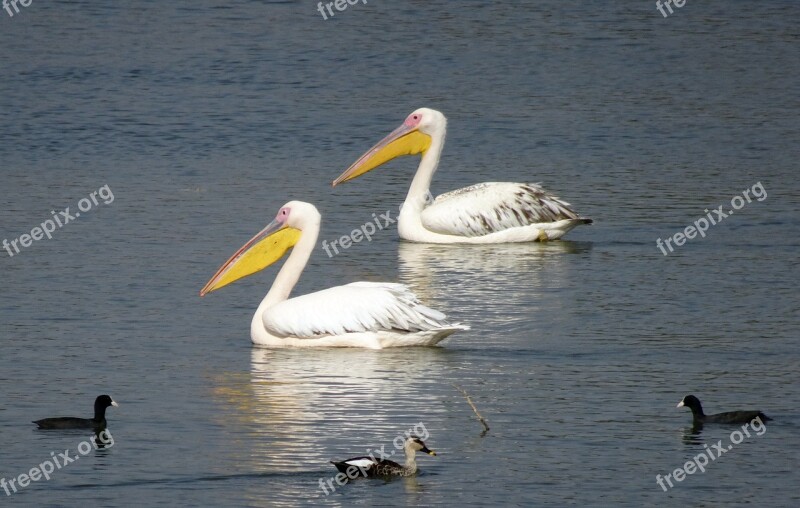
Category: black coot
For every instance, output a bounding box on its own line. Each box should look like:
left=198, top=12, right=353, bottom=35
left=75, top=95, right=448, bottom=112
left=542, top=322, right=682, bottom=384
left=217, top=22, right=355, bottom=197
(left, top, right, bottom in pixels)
left=33, top=395, right=118, bottom=431
left=677, top=395, right=770, bottom=424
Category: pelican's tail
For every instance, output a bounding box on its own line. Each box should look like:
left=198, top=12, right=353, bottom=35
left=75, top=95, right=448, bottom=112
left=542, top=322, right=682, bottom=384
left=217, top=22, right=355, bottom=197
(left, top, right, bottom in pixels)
left=375, top=324, right=469, bottom=348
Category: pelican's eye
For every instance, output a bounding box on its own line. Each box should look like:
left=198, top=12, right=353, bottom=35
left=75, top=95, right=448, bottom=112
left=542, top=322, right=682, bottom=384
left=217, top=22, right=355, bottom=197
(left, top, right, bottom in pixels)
left=406, top=113, right=423, bottom=127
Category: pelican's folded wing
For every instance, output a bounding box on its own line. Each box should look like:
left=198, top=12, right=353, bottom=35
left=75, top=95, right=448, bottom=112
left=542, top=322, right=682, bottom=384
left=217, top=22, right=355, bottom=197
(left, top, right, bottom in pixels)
left=262, top=282, right=452, bottom=338
left=421, top=182, right=585, bottom=237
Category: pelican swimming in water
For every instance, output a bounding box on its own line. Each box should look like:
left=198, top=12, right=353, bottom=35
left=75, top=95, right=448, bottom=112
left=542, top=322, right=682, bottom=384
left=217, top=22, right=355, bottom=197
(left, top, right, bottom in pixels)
left=200, top=201, right=467, bottom=348
left=333, top=108, right=592, bottom=243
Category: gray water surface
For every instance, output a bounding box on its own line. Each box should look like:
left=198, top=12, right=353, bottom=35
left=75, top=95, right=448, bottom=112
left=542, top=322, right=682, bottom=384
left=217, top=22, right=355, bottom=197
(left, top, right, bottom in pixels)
left=1, top=1, right=798, bottom=506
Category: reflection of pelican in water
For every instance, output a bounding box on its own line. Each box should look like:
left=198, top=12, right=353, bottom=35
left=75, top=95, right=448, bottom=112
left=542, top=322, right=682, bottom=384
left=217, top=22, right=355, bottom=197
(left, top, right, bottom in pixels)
left=398, top=241, right=592, bottom=335
left=209, top=348, right=454, bottom=475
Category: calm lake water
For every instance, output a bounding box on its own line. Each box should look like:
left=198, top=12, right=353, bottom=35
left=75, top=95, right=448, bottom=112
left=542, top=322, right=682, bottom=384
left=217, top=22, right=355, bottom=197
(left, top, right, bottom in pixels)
left=1, top=1, right=798, bottom=506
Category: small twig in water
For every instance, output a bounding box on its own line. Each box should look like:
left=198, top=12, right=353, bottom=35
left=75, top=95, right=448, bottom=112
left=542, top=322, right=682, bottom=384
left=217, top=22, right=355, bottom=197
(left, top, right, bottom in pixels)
left=452, top=383, right=490, bottom=435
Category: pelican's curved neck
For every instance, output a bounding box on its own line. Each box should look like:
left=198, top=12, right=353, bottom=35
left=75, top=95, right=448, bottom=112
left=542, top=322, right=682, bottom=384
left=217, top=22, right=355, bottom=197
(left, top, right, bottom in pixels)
left=255, top=222, right=318, bottom=313
left=404, top=126, right=446, bottom=212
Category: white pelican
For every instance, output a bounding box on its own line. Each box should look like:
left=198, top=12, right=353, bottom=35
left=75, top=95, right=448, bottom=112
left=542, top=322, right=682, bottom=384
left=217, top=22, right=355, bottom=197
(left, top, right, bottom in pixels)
left=332, top=108, right=592, bottom=243
left=200, top=201, right=467, bottom=348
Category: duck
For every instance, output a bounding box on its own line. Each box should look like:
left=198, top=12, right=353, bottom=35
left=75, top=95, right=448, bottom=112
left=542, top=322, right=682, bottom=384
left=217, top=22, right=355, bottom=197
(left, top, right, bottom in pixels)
left=677, top=395, right=771, bottom=425
left=331, top=436, right=437, bottom=477
left=33, top=394, right=118, bottom=431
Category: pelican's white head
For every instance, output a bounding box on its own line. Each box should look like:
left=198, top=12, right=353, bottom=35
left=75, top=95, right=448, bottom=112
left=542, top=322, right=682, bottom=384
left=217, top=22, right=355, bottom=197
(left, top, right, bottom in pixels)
left=200, top=201, right=319, bottom=296
left=332, top=108, right=447, bottom=186
left=407, top=107, right=447, bottom=138
left=277, top=201, right=321, bottom=231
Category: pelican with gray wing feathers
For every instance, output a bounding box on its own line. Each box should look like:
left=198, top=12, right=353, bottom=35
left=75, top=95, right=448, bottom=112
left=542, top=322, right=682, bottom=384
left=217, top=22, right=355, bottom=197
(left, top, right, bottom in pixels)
left=333, top=108, right=592, bottom=243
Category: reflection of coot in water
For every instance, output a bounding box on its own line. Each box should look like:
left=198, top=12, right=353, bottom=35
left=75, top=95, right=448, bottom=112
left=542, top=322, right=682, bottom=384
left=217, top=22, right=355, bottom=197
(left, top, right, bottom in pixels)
left=93, top=428, right=115, bottom=448
left=33, top=395, right=118, bottom=432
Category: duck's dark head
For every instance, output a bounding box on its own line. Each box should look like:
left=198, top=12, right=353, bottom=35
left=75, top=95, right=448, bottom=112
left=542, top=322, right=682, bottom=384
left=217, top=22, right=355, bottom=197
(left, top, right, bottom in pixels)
left=407, top=436, right=436, bottom=456
left=677, top=395, right=704, bottom=416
